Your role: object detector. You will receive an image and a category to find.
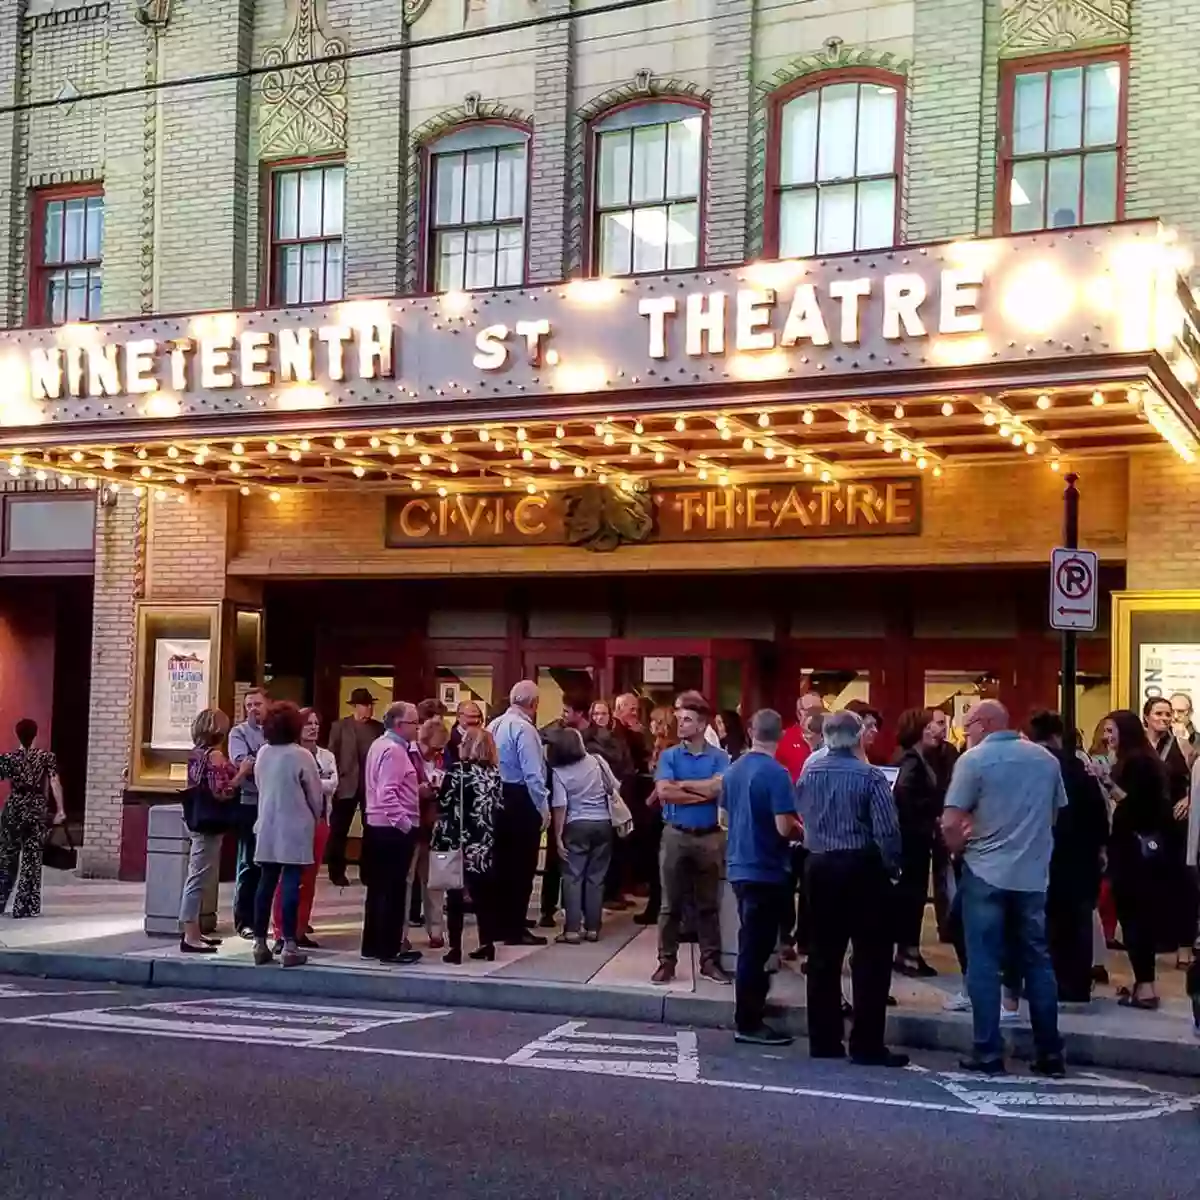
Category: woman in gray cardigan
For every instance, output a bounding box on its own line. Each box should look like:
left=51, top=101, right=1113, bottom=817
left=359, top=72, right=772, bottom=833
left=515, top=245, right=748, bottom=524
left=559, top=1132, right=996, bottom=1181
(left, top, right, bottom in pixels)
left=252, top=701, right=323, bottom=968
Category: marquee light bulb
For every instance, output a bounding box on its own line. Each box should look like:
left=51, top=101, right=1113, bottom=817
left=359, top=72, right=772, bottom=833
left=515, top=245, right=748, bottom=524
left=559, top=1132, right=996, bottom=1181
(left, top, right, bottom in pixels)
left=522, top=449, right=533, bottom=461
left=550, top=458, right=560, bottom=471
left=167, top=446, right=179, bottom=458
left=298, top=439, right=309, bottom=452
left=677, top=460, right=686, bottom=472
left=175, top=473, right=187, bottom=484
left=933, top=465, right=944, bottom=477
left=697, top=468, right=708, bottom=480
left=269, top=491, right=281, bottom=503
left=289, top=449, right=301, bottom=461
left=574, top=466, right=585, bottom=478
left=555, top=425, right=566, bottom=439
left=900, top=448, right=911, bottom=461
left=654, top=451, right=665, bottom=464
left=1026, top=442, right=1037, bottom=455
left=239, top=486, right=250, bottom=496
left=1091, top=390, right=1105, bottom=406
left=1051, top=459, right=1061, bottom=472
left=441, top=431, right=453, bottom=444
left=865, top=430, right=877, bottom=444
left=785, top=455, right=795, bottom=468
left=438, top=487, right=448, bottom=498
left=634, top=421, right=644, bottom=434
left=230, top=461, right=241, bottom=474
left=411, top=479, right=422, bottom=490
left=1036, top=393, right=1052, bottom=410
left=718, top=473, right=729, bottom=486
left=478, top=428, right=490, bottom=442
left=389, top=444, right=400, bottom=457
left=232, top=442, right=245, bottom=455
left=894, top=405, right=905, bottom=419
left=598, top=473, right=608, bottom=484
left=603, top=433, right=615, bottom=446
left=516, top=428, right=527, bottom=442
left=353, top=465, right=365, bottom=478
left=819, top=470, right=831, bottom=482
left=983, top=413, right=996, bottom=427
left=742, top=437, right=754, bottom=451
left=369, top=436, right=380, bottom=448
left=802, top=410, right=814, bottom=425
left=71, top=450, right=84, bottom=462
left=1012, top=433, right=1024, bottom=446
left=721, top=428, right=732, bottom=440
left=630, top=443, right=641, bottom=456
left=139, top=465, right=151, bottom=478
left=917, top=456, right=928, bottom=470
left=758, top=412, right=770, bottom=427
left=266, top=441, right=278, bottom=454
left=404, top=433, right=416, bottom=447
left=494, top=439, right=506, bottom=453
left=526, top=483, right=537, bottom=494
left=420, top=453, right=433, bottom=466
left=998, top=424, right=1011, bottom=438
left=941, top=402, right=954, bottom=416
left=332, top=437, right=345, bottom=450
left=594, top=423, right=605, bottom=437
left=154, top=488, right=166, bottom=501
left=882, top=440, right=894, bottom=453
left=450, top=462, right=459, bottom=474
left=675, top=417, right=686, bottom=432
left=803, top=462, right=814, bottom=475
left=764, top=447, right=776, bottom=460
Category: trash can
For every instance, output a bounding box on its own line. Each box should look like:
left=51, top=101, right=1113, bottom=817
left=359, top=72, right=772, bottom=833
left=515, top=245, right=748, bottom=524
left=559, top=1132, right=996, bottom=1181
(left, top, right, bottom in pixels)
left=144, top=804, right=217, bottom=936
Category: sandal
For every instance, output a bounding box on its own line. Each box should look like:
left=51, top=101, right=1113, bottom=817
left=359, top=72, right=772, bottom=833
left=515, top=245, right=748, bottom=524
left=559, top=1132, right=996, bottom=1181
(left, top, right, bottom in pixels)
left=1117, top=991, right=1161, bottom=1010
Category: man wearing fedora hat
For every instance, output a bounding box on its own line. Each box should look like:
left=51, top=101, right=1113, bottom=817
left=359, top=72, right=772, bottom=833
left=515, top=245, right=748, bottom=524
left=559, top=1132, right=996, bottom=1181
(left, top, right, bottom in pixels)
left=327, top=687, right=385, bottom=887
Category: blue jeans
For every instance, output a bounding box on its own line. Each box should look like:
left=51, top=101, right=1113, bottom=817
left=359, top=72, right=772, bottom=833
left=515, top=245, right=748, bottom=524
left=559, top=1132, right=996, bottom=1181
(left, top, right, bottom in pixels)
left=253, top=862, right=302, bottom=942
left=961, top=865, right=1061, bottom=1062
left=233, top=812, right=261, bottom=930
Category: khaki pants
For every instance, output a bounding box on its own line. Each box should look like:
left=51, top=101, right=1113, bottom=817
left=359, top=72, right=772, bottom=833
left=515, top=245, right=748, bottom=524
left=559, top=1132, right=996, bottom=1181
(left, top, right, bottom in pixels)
left=400, top=841, right=444, bottom=943
left=657, top=825, right=724, bottom=967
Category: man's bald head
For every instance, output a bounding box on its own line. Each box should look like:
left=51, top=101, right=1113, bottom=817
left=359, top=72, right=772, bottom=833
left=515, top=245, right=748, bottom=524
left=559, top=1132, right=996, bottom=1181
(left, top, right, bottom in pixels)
left=965, top=699, right=1009, bottom=747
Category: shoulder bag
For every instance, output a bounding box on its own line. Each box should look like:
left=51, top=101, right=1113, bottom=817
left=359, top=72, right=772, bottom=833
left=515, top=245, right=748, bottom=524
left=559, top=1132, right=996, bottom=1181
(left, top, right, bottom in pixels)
left=429, top=767, right=466, bottom=890
left=43, top=822, right=76, bottom=872
left=597, top=755, right=634, bottom=838
left=180, top=749, right=236, bottom=835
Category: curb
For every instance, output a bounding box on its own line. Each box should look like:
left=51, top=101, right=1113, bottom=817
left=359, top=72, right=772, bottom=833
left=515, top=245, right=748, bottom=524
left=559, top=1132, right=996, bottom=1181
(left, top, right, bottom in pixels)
left=2, top=949, right=1198, bottom=1077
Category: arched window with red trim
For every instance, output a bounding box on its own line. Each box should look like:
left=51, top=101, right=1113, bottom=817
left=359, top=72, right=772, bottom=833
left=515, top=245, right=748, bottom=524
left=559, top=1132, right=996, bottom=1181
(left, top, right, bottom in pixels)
left=765, top=70, right=903, bottom=259
left=589, top=100, right=706, bottom=276
left=424, top=121, right=530, bottom=291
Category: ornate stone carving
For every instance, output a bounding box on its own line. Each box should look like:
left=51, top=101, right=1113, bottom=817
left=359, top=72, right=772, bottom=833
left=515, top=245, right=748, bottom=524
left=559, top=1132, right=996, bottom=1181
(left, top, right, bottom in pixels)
left=1000, top=1, right=1131, bottom=55
left=259, top=0, right=348, bottom=160
left=133, top=0, right=172, bottom=27
left=745, top=47, right=910, bottom=257
left=562, top=484, right=653, bottom=553
left=405, top=0, right=436, bottom=23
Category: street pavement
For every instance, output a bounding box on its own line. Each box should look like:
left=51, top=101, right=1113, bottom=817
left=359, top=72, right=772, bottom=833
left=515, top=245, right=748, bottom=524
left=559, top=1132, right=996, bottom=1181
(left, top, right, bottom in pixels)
left=0, top=974, right=1196, bottom=1199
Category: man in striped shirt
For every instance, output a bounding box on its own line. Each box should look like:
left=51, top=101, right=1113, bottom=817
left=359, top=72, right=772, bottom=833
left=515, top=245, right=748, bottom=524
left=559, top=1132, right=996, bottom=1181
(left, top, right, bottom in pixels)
left=796, top=709, right=906, bottom=1067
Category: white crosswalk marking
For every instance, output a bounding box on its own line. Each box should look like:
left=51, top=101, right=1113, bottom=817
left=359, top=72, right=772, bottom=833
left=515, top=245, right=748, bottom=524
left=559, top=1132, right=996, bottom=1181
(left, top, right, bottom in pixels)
left=505, top=1019, right=700, bottom=1081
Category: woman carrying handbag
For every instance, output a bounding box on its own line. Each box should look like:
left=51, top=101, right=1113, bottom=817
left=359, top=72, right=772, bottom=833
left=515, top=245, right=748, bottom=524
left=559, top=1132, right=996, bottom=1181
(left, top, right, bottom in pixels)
left=0, top=718, right=66, bottom=919
left=431, top=727, right=502, bottom=964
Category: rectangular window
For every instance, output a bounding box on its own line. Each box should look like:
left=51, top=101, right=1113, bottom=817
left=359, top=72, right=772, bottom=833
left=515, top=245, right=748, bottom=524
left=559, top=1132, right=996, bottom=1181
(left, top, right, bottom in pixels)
left=430, top=143, right=527, bottom=291
left=269, top=162, right=345, bottom=306
left=1002, top=56, right=1125, bottom=233
left=594, top=114, right=702, bottom=276
left=31, top=186, right=104, bottom=325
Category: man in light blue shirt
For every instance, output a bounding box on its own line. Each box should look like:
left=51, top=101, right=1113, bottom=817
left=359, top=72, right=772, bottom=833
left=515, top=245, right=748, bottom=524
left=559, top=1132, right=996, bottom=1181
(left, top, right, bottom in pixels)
left=943, top=699, right=1067, bottom=1078
left=488, top=681, right=549, bottom=946
left=228, top=688, right=266, bottom=936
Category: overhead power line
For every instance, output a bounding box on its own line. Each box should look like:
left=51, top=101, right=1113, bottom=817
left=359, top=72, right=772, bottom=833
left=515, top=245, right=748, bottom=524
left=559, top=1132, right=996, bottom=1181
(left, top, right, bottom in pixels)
left=0, top=0, right=672, bottom=117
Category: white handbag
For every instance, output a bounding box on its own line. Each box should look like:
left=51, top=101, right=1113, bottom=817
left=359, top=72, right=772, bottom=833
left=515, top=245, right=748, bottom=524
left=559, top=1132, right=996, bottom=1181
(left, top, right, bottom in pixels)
left=428, top=768, right=465, bottom=891
left=598, top=756, right=634, bottom=838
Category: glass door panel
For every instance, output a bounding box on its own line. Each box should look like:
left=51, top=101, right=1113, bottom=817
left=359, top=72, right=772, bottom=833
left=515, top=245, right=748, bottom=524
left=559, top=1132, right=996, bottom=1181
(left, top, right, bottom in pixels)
left=924, top=669, right=1001, bottom=749
left=613, top=654, right=703, bottom=709
left=337, top=668, right=394, bottom=718
left=1058, top=671, right=1112, bottom=752
left=798, top=667, right=870, bottom=710
left=534, top=665, right=595, bottom=726
left=435, top=664, right=495, bottom=723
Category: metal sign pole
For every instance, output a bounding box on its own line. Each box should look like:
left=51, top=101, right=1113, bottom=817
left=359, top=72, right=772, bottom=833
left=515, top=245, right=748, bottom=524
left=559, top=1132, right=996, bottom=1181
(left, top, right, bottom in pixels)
left=1061, top=473, right=1080, bottom=742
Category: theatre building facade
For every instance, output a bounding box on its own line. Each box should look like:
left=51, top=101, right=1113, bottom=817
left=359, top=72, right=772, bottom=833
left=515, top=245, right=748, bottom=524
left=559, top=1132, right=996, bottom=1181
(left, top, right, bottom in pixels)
left=4, top=0, right=1200, bottom=875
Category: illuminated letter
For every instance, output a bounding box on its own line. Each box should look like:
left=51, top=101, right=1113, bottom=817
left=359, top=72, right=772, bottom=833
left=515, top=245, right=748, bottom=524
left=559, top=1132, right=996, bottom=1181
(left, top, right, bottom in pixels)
left=456, top=495, right=490, bottom=536
left=745, top=487, right=772, bottom=530
left=639, top=296, right=677, bottom=359
left=846, top=483, right=879, bottom=526
left=883, top=274, right=927, bottom=339
left=515, top=319, right=551, bottom=365
left=828, top=278, right=872, bottom=344
left=772, top=487, right=813, bottom=528
left=239, top=331, right=273, bottom=387
left=735, top=289, right=776, bottom=352
left=29, top=348, right=63, bottom=400
left=706, top=487, right=736, bottom=531
left=686, top=293, right=726, bottom=356
left=65, top=346, right=86, bottom=397
left=318, top=326, right=353, bottom=382
left=514, top=495, right=548, bottom=536
left=168, top=338, right=195, bottom=391
left=779, top=285, right=830, bottom=347
left=398, top=500, right=432, bottom=538
left=358, top=323, right=394, bottom=379
left=124, top=340, right=158, bottom=394
left=885, top=481, right=916, bottom=525
left=676, top=491, right=704, bottom=533
left=813, top=483, right=839, bottom=526
left=938, top=268, right=984, bottom=335
left=199, top=338, right=235, bottom=388
left=87, top=343, right=122, bottom=397
left=278, top=328, right=315, bottom=383
left=473, top=324, right=509, bottom=371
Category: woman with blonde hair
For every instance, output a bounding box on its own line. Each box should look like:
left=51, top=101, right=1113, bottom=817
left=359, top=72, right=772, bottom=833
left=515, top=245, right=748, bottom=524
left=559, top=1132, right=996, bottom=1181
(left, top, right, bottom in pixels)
left=178, top=708, right=252, bottom=953
left=432, top=727, right=502, bottom=963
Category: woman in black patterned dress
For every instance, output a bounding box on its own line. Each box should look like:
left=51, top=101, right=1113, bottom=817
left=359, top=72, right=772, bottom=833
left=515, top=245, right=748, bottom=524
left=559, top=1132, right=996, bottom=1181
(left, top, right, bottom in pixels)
left=432, top=727, right=501, bottom=965
left=0, top=719, right=66, bottom=918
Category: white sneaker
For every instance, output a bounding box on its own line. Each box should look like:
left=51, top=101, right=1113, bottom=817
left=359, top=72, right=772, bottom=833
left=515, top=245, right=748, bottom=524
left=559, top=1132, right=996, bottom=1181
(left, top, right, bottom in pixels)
left=1000, top=1007, right=1022, bottom=1025
left=943, top=991, right=971, bottom=1012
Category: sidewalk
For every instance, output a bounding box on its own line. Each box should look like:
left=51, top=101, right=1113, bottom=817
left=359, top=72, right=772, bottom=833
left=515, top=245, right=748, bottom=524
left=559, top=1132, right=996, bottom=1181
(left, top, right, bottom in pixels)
left=3, top=875, right=1198, bottom=1076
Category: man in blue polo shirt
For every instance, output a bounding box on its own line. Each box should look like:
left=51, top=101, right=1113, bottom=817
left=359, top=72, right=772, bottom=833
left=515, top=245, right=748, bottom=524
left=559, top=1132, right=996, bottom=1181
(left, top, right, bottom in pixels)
left=722, top=708, right=803, bottom=1046
left=652, top=690, right=733, bottom=985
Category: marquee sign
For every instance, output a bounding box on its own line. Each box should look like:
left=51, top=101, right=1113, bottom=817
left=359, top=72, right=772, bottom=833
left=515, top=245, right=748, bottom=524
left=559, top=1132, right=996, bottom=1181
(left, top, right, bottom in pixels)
left=0, top=221, right=1182, bottom=436
left=384, top=478, right=921, bottom=551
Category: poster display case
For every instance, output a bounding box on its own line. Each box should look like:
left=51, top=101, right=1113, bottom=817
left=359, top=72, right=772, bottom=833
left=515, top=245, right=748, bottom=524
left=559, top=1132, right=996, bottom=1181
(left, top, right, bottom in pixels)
left=1111, top=591, right=1200, bottom=715
left=130, top=602, right=263, bottom=790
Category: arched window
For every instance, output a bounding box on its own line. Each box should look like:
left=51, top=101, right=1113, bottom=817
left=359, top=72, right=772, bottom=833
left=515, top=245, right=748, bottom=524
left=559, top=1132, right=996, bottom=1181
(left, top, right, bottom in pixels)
left=425, top=122, right=530, bottom=291
left=767, top=72, right=902, bottom=258
left=590, top=100, right=705, bottom=276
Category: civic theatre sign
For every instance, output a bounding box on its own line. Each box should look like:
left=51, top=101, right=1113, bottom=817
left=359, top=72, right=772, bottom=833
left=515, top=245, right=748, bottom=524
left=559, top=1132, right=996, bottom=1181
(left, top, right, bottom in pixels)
left=384, top=478, right=920, bottom=552
left=0, top=222, right=1173, bottom=434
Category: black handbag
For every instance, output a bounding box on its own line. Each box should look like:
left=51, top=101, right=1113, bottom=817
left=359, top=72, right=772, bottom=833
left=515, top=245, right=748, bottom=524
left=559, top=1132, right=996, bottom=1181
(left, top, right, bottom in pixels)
left=180, top=750, right=237, bottom=835
left=43, top=823, right=77, bottom=872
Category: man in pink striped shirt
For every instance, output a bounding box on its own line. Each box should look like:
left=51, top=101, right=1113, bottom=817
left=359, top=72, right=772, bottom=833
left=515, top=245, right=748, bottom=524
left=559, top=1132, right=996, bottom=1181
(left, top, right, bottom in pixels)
left=361, top=701, right=422, bottom=964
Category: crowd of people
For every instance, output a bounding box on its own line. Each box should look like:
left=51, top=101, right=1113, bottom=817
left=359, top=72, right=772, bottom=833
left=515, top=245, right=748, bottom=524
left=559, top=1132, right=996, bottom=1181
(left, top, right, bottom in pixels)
left=174, top=679, right=1200, bottom=1072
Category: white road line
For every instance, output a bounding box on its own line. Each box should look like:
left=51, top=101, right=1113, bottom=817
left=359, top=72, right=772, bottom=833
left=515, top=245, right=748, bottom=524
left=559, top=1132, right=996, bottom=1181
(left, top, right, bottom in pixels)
left=505, top=1019, right=700, bottom=1082
left=0, top=984, right=118, bottom=999
left=933, top=1070, right=1155, bottom=1092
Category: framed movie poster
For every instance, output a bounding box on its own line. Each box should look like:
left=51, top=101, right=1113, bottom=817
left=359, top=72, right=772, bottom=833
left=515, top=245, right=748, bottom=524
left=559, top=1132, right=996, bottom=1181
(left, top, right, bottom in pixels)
left=149, top=638, right=212, bottom=750
left=1112, top=592, right=1200, bottom=712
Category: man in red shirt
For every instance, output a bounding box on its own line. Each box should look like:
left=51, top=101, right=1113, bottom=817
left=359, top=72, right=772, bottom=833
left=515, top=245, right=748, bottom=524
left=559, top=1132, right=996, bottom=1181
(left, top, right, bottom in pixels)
left=776, top=692, right=826, bottom=782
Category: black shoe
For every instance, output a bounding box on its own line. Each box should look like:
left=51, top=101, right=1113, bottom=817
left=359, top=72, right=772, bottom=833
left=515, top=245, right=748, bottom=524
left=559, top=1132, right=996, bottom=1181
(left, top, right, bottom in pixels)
left=633, top=910, right=659, bottom=925
left=959, top=1056, right=1007, bottom=1075
left=379, top=950, right=423, bottom=965
left=1091, top=965, right=1110, bottom=986
left=179, top=938, right=217, bottom=954
left=409, top=911, right=424, bottom=926
left=913, top=956, right=938, bottom=979
left=893, top=955, right=921, bottom=978
left=200, top=934, right=223, bottom=946
left=680, top=931, right=699, bottom=944
left=505, top=932, right=548, bottom=947
left=271, top=939, right=284, bottom=955
left=305, top=924, right=315, bottom=936
left=735, top=1024, right=794, bottom=1047
left=468, top=944, right=496, bottom=961
left=296, top=935, right=320, bottom=950
left=537, top=915, right=558, bottom=929
left=237, top=926, right=254, bottom=940
left=840, top=998, right=853, bottom=1018
left=1030, top=1056, right=1067, bottom=1079
left=443, top=949, right=463, bottom=965
left=887, top=994, right=898, bottom=1007
left=1105, top=937, right=1124, bottom=951
left=524, top=917, right=538, bottom=929
left=810, top=1045, right=846, bottom=1060
left=851, top=1049, right=910, bottom=1068
left=330, top=875, right=351, bottom=889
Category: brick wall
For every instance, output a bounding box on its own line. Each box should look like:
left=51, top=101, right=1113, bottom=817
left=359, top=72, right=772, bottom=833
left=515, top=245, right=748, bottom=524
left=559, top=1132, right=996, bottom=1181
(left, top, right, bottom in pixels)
left=145, top=491, right=235, bottom=600
left=1125, top=450, right=1200, bottom=589
left=228, top=458, right=1130, bottom=579
left=80, top=488, right=143, bottom=878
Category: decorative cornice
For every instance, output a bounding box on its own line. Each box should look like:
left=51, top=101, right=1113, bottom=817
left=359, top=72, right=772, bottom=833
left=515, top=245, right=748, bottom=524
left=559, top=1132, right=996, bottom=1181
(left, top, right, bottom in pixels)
left=566, top=72, right=711, bottom=276
left=404, top=0, right=435, bottom=23
left=402, top=97, right=533, bottom=293
left=23, top=4, right=109, bottom=32
left=745, top=45, right=910, bottom=258
left=259, top=0, right=349, bottom=160
left=999, top=0, right=1131, bottom=56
